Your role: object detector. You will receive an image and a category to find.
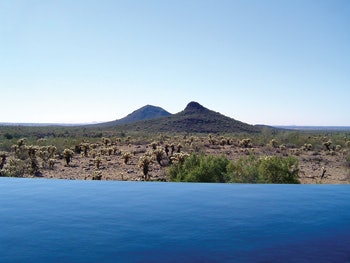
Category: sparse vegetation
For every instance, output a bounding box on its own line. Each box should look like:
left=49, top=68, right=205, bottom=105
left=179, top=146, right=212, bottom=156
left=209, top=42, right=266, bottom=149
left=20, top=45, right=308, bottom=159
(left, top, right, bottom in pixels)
left=0, top=123, right=348, bottom=183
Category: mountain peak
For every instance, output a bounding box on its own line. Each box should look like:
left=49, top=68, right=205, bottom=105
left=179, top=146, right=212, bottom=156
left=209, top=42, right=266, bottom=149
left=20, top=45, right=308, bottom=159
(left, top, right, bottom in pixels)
left=184, top=101, right=208, bottom=112
left=109, top=105, right=171, bottom=125
left=95, top=101, right=265, bottom=134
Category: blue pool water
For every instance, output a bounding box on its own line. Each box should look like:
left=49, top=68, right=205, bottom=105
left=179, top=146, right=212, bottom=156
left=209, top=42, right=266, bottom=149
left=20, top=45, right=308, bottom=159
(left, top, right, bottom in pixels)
left=0, top=178, right=349, bottom=262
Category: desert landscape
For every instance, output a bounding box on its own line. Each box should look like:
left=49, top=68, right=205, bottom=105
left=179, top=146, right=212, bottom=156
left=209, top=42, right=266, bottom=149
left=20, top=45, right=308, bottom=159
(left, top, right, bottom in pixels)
left=1, top=102, right=349, bottom=184
left=5, top=136, right=348, bottom=184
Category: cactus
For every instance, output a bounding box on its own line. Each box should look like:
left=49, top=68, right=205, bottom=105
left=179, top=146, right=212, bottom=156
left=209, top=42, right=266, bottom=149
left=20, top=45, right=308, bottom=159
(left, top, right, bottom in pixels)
left=153, top=148, right=165, bottom=166
left=150, top=141, right=158, bottom=150
left=2, top=157, right=26, bottom=177
left=138, top=155, right=153, bottom=180
left=220, top=139, right=226, bottom=146
left=107, top=147, right=114, bottom=156
left=48, top=158, right=56, bottom=170
left=17, top=138, right=26, bottom=147
left=27, top=145, right=39, bottom=174
left=170, top=144, right=176, bottom=156
left=335, top=145, right=342, bottom=152
left=89, top=150, right=97, bottom=159
left=94, top=157, right=102, bottom=169
left=0, top=151, right=7, bottom=170
left=122, top=152, right=132, bottom=164
left=102, top=137, right=111, bottom=146
left=208, top=134, right=215, bottom=145
left=164, top=144, right=170, bottom=156
left=177, top=144, right=182, bottom=153
left=240, top=138, right=252, bottom=148
left=323, top=141, right=332, bottom=151
left=346, top=141, right=350, bottom=148
left=90, top=143, right=98, bottom=149
left=37, top=145, right=57, bottom=168
left=170, top=152, right=190, bottom=164
left=80, top=143, right=90, bottom=157
left=63, top=149, right=74, bottom=166
left=92, top=171, right=102, bottom=180
left=270, top=139, right=278, bottom=148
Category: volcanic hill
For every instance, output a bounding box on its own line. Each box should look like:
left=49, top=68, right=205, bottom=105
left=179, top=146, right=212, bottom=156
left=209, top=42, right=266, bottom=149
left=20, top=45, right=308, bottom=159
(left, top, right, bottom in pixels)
left=104, top=101, right=262, bottom=134
left=101, top=105, right=171, bottom=126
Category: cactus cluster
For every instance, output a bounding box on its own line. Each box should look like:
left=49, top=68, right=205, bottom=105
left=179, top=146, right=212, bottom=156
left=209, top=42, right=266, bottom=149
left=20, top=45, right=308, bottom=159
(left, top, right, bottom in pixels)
left=138, top=155, right=153, bottom=180
left=170, top=152, right=190, bottom=164
left=239, top=138, right=252, bottom=148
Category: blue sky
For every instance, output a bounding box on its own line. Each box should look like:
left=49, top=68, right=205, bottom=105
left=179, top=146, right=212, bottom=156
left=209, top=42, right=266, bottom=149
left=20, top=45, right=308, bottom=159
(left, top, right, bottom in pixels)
left=1, top=0, right=349, bottom=125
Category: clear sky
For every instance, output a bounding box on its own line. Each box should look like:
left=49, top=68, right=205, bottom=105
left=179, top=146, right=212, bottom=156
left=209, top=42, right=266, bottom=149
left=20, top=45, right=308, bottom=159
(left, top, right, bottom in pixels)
left=1, top=0, right=349, bottom=125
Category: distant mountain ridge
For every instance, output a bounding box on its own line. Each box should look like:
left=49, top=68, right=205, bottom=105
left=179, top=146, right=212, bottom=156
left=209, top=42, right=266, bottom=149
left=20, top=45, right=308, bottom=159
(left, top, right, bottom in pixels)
left=102, top=105, right=171, bottom=126
left=158, top=101, right=261, bottom=133
left=0, top=102, right=268, bottom=133
left=274, top=126, right=350, bottom=131
left=101, top=101, right=263, bottom=134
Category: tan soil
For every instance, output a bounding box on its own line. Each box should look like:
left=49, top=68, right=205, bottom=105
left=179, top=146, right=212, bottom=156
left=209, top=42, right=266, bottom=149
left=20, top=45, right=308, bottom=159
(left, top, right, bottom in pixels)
left=19, top=141, right=349, bottom=184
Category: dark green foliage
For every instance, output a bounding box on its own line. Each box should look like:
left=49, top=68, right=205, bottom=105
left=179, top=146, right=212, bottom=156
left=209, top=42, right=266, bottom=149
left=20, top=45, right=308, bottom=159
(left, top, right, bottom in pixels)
left=258, top=156, right=300, bottom=184
left=4, top=133, right=14, bottom=140
left=167, top=154, right=230, bottom=183
left=226, top=155, right=260, bottom=183
left=168, top=153, right=300, bottom=184
left=228, top=155, right=300, bottom=184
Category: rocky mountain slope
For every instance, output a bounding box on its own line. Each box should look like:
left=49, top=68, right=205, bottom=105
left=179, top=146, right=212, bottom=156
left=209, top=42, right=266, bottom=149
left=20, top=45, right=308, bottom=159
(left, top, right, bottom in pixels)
left=105, top=101, right=263, bottom=134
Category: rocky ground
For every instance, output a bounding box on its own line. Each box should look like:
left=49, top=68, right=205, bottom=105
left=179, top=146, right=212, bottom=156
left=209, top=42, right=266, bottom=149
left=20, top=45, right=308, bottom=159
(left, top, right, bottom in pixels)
left=16, top=140, right=349, bottom=184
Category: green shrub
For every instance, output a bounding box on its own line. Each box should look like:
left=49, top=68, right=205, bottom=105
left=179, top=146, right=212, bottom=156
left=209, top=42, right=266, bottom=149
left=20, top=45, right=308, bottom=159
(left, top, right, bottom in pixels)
left=167, top=153, right=300, bottom=184
left=227, top=155, right=300, bottom=184
left=167, top=154, right=230, bottom=183
left=226, top=155, right=260, bottom=183
left=258, top=156, right=300, bottom=184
